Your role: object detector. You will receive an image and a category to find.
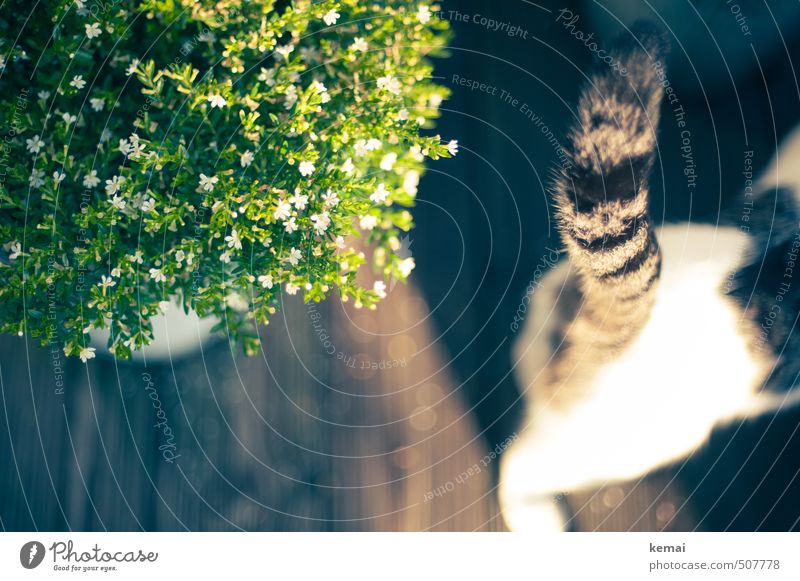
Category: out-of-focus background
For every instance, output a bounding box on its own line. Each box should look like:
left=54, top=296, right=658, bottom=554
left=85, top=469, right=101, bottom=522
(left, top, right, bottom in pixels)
left=3, top=0, right=800, bottom=531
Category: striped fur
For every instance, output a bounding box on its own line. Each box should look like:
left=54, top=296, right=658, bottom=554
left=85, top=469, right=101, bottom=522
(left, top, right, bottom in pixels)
left=549, top=24, right=668, bottom=379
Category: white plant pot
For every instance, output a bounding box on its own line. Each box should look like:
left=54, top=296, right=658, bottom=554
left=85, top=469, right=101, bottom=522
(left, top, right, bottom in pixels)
left=91, top=300, right=217, bottom=361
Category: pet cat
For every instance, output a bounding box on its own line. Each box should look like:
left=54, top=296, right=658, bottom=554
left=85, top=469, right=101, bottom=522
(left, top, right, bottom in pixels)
left=499, top=23, right=800, bottom=532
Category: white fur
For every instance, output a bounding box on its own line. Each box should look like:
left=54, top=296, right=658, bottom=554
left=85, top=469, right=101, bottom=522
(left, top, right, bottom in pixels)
left=500, top=224, right=773, bottom=531
left=500, top=123, right=800, bottom=532
left=759, top=124, right=800, bottom=196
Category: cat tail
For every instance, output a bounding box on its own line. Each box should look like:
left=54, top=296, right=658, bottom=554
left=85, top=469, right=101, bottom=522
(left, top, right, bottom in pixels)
left=553, top=23, right=668, bottom=347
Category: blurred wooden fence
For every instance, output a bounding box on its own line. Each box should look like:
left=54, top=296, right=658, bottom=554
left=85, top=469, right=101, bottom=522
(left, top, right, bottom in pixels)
left=0, top=277, right=700, bottom=531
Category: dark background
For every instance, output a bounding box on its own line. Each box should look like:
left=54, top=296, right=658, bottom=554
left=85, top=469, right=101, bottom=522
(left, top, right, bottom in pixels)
left=3, top=0, right=800, bottom=531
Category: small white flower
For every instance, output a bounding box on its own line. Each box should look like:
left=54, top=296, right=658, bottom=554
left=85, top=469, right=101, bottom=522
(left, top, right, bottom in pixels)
left=409, top=144, right=424, bottom=161
left=275, top=44, right=294, bottom=61
left=354, top=140, right=368, bottom=158
left=322, top=189, right=340, bottom=208
left=298, top=161, right=315, bottom=177
left=90, top=97, right=104, bottom=111
left=111, top=268, right=121, bottom=277
left=141, top=197, right=156, bottom=213
left=118, top=138, right=131, bottom=156
left=258, top=274, right=274, bottom=289
left=377, top=75, right=401, bottom=95
left=26, top=135, right=45, bottom=154
left=289, top=193, right=308, bottom=210
left=370, top=183, right=389, bottom=204
left=447, top=139, right=459, bottom=156
left=175, top=250, right=186, bottom=264
left=379, top=153, right=397, bottom=171
left=29, top=169, right=45, bottom=188
left=373, top=280, right=387, bottom=299
left=312, top=80, right=331, bottom=103
left=366, top=138, right=382, bottom=151
left=37, top=90, right=50, bottom=100
left=70, top=75, right=86, bottom=90
left=219, top=251, right=232, bottom=264
left=299, top=46, right=320, bottom=63
left=283, top=85, right=298, bottom=109
left=257, top=67, right=276, bottom=85
left=129, top=249, right=143, bottom=264
left=273, top=199, right=291, bottom=221
left=78, top=346, right=96, bottom=363
left=288, top=247, right=301, bottom=266
left=126, top=58, right=139, bottom=76
left=207, top=93, right=227, bottom=108
left=285, top=282, right=300, bottom=295
left=403, top=170, right=420, bottom=195
left=120, top=133, right=146, bottom=159
left=359, top=215, right=378, bottom=230
left=85, top=22, right=102, bottom=39
left=109, top=195, right=126, bottom=211
left=225, top=228, right=242, bottom=250
left=240, top=150, right=254, bottom=167
left=335, top=235, right=346, bottom=249
left=52, top=171, right=66, bottom=184
left=149, top=268, right=166, bottom=283
left=310, top=211, right=331, bottom=235
left=323, top=9, right=340, bottom=26
left=283, top=217, right=298, bottom=233
left=105, top=175, right=125, bottom=195
left=199, top=173, right=218, bottom=192
left=341, top=158, right=355, bottom=175
left=417, top=5, right=432, bottom=24
left=99, top=128, right=112, bottom=143
left=6, top=241, right=22, bottom=260
left=225, top=292, right=249, bottom=311
left=98, top=274, right=116, bottom=290
left=399, top=256, right=416, bottom=277
left=352, top=37, right=368, bottom=52
left=397, top=108, right=409, bottom=121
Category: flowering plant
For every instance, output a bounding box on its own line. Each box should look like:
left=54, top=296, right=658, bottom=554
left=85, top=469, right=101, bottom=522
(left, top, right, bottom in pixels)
left=0, top=0, right=455, bottom=360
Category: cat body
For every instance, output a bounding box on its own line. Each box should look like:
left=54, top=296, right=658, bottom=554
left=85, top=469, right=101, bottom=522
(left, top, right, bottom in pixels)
left=499, top=25, right=800, bottom=531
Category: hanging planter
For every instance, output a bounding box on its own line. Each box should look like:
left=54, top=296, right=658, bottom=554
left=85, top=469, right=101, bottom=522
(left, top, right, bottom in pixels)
left=0, top=0, right=455, bottom=361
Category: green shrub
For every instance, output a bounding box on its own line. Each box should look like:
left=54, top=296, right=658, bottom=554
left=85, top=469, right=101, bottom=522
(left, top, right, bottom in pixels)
left=0, top=0, right=454, bottom=360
